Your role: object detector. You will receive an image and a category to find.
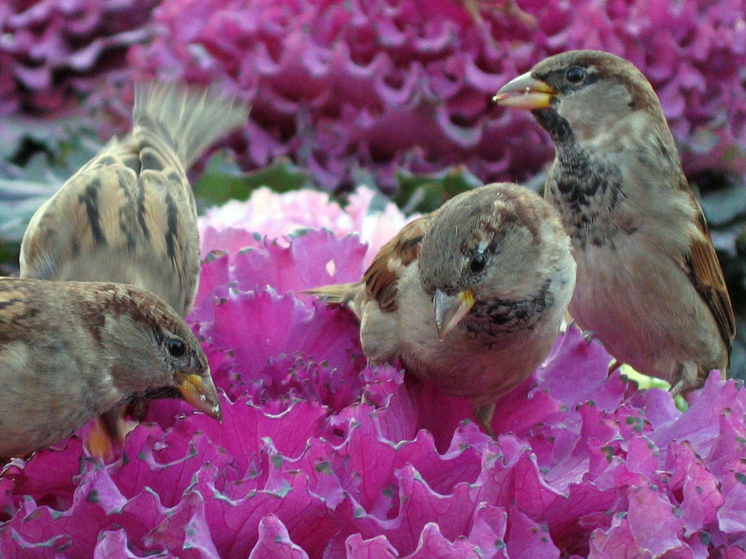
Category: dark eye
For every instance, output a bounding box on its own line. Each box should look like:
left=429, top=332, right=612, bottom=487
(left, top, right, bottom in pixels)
left=167, top=338, right=186, bottom=358
left=565, top=67, right=586, bottom=84
left=470, top=253, right=486, bottom=273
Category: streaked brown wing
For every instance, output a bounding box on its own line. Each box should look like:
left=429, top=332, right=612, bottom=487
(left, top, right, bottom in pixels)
left=363, top=213, right=434, bottom=313
left=685, top=209, right=736, bottom=360
left=0, top=278, right=48, bottom=342
left=20, top=143, right=140, bottom=280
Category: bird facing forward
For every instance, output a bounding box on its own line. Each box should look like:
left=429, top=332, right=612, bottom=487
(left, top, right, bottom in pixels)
left=307, top=182, right=576, bottom=434
left=494, top=50, right=735, bottom=393
left=18, top=82, right=248, bottom=454
left=0, top=277, right=220, bottom=459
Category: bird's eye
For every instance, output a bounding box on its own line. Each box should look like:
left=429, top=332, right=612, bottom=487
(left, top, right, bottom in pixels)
left=470, top=253, right=486, bottom=273
left=565, top=67, right=586, bottom=84
left=166, top=338, right=187, bottom=358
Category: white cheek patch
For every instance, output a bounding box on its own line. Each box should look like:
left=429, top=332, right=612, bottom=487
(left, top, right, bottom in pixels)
left=559, top=81, right=634, bottom=143
left=623, top=112, right=655, bottom=143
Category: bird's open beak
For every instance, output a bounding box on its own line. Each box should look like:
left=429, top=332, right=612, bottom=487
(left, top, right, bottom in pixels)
left=493, top=72, right=557, bottom=109
left=434, top=289, right=475, bottom=339
left=177, top=372, right=222, bottom=421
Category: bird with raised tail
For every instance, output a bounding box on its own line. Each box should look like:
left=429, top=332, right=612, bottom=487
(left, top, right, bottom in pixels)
left=20, top=82, right=249, bottom=316
left=19, top=82, right=249, bottom=455
left=0, top=277, right=221, bottom=459
left=307, top=182, right=576, bottom=435
left=494, top=50, right=735, bottom=394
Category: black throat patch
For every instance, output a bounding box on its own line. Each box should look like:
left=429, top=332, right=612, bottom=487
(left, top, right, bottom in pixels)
left=544, top=130, right=632, bottom=248
left=465, top=278, right=554, bottom=341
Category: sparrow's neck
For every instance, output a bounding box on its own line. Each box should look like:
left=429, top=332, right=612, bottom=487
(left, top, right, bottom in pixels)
left=535, top=109, right=642, bottom=249
left=546, top=144, right=635, bottom=248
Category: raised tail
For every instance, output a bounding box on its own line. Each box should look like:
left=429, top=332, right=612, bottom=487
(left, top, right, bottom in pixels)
left=133, top=82, right=250, bottom=168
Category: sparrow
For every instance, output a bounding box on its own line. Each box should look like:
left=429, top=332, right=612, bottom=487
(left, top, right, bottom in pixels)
left=493, top=50, right=735, bottom=394
left=307, top=182, right=576, bottom=434
left=19, top=82, right=248, bottom=454
left=20, top=82, right=249, bottom=316
left=0, top=277, right=221, bottom=459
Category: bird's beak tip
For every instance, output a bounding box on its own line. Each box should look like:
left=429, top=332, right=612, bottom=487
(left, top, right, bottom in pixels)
left=434, top=289, right=476, bottom=339
left=177, top=372, right=222, bottom=421
left=494, top=72, right=556, bottom=110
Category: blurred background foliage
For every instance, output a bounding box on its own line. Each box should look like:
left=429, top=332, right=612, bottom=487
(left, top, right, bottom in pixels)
left=1, top=0, right=746, bottom=376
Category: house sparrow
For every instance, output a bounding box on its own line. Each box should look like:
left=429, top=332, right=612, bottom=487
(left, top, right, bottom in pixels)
left=0, top=277, right=220, bottom=459
left=493, top=50, right=735, bottom=393
left=20, top=82, right=249, bottom=316
left=19, top=82, right=248, bottom=454
left=307, top=182, right=576, bottom=434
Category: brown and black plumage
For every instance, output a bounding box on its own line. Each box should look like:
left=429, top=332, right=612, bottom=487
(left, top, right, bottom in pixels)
left=0, top=277, right=220, bottom=459
left=307, top=183, right=576, bottom=435
left=495, top=50, right=734, bottom=393
left=19, top=83, right=248, bottom=455
left=20, top=83, right=249, bottom=316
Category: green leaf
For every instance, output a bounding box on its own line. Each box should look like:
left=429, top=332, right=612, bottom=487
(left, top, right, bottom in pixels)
left=393, top=165, right=484, bottom=214
left=193, top=155, right=315, bottom=205
left=1, top=114, right=99, bottom=164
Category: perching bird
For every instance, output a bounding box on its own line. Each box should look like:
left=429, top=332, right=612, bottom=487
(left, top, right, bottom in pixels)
left=19, top=82, right=248, bottom=454
left=0, top=277, right=220, bottom=459
left=494, top=50, right=735, bottom=394
left=307, top=182, right=576, bottom=434
left=20, top=82, right=249, bottom=316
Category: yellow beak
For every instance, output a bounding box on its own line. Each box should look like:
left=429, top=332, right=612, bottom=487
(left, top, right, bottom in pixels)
left=434, top=289, right=476, bottom=339
left=493, top=72, right=557, bottom=109
left=177, top=372, right=222, bottom=421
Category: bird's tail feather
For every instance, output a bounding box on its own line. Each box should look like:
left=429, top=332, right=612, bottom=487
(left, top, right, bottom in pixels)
left=301, top=283, right=361, bottom=306
left=133, top=82, right=250, bottom=167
